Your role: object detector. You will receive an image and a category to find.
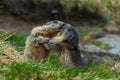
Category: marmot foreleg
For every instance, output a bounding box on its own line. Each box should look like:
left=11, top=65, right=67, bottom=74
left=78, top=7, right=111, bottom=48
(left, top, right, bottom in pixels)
left=24, top=34, right=50, bottom=61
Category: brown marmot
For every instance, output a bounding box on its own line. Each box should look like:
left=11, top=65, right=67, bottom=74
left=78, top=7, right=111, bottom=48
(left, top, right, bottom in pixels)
left=24, top=21, right=65, bottom=61
left=24, top=20, right=83, bottom=68
left=44, top=22, right=84, bottom=67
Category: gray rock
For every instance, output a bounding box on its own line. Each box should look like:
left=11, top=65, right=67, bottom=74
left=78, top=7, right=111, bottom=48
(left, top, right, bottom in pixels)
left=80, top=34, right=120, bottom=64
left=98, top=34, right=120, bottom=56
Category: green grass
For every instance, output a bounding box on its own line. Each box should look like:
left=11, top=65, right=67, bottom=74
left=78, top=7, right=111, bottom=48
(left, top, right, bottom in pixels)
left=0, top=32, right=27, bottom=51
left=63, top=0, right=120, bottom=24
left=0, top=59, right=119, bottom=80
left=0, top=32, right=119, bottom=80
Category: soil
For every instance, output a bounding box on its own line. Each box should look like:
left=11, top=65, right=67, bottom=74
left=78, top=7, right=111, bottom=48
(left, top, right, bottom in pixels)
left=0, top=10, right=36, bottom=33
left=0, top=7, right=105, bottom=34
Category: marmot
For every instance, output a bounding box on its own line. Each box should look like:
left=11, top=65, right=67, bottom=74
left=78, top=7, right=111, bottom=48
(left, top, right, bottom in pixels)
left=24, top=21, right=65, bottom=61
left=44, top=22, right=84, bottom=67
left=24, top=20, right=83, bottom=68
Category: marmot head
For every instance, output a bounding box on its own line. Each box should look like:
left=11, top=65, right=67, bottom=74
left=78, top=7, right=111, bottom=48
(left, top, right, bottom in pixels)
left=43, top=20, right=65, bottom=29
left=31, top=21, right=66, bottom=37
left=31, top=25, right=62, bottom=37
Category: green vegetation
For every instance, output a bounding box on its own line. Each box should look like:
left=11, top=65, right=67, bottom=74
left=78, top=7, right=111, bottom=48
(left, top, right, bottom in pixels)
left=63, top=0, right=120, bottom=22
left=2, top=0, right=120, bottom=25
left=0, top=32, right=27, bottom=51
left=0, top=31, right=119, bottom=80
left=0, top=60, right=119, bottom=80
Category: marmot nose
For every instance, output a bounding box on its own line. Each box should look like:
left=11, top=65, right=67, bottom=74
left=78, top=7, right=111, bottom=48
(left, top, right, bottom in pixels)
left=44, top=38, right=50, bottom=43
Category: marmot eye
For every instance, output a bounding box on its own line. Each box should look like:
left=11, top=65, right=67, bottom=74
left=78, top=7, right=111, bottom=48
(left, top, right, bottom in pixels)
left=62, top=23, right=65, bottom=26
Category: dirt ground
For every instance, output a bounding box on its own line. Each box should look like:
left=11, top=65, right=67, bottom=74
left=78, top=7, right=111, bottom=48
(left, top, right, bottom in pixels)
left=0, top=8, right=103, bottom=34
left=0, top=9, right=46, bottom=33
left=0, top=14, right=94, bottom=34
left=0, top=15, right=37, bottom=33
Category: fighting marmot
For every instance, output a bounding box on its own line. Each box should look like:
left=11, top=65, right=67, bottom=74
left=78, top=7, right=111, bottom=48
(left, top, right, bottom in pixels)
left=24, top=21, right=65, bottom=61
left=44, top=22, right=83, bottom=67
left=24, top=20, right=83, bottom=67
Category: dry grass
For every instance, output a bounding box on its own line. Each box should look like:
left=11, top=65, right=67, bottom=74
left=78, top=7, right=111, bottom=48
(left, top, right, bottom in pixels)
left=0, top=41, right=22, bottom=64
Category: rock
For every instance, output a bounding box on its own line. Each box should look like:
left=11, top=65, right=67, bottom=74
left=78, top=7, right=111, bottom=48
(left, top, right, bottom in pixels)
left=80, top=34, right=120, bottom=64
left=80, top=44, right=116, bottom=64
left=98, top=34, right=120, bottom=56
left=82, top=44, right=107, bottom=54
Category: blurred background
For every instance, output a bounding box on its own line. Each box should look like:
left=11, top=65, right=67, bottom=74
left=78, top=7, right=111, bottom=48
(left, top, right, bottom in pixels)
left=0, top=0, right=120, bottom=33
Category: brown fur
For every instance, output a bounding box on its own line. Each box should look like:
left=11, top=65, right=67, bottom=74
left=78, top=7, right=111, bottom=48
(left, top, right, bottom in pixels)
left=44, top=26, right=84, bottom=68
left=24, top=21, right=83, bottom=68
left=24, top=25, right=62, bottom=61
left=31, top=25, right=60, bottom=38
left=24, top=35, right=50, bottom=61
left=47, top=36, right=84, bottom=68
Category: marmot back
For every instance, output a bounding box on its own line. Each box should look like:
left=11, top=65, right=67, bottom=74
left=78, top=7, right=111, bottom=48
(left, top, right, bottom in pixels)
left=44, top=22, right=84, bottom=68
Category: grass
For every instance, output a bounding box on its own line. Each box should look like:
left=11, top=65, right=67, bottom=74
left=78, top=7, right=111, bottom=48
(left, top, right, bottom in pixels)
left=63, top=0, right=120, bottom=24
left=0, top=32, right=120, bottom=80
left=0, top=60, right=119, bottom=80
left=0, top=32, right=27, bottom=51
